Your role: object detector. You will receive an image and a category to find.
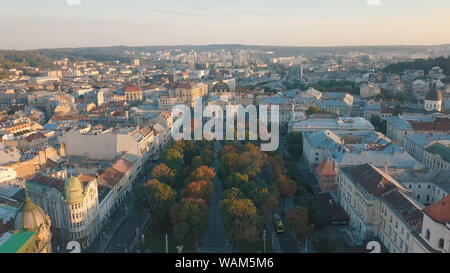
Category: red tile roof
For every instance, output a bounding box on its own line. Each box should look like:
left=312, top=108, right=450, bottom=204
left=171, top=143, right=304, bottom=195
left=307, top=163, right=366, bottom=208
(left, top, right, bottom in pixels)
left=112, top=158, right=134, bottom=174
left=124, top=84, right=142, bottom=93
left=24, top=132, right=45, bottom=142
left=424, top=194, right=450, bottom=224
left=315, top=159, right=336, bottom=177
left=98, top=167, right=124, bottom=188
left=410, top=118, right=450, bottom=132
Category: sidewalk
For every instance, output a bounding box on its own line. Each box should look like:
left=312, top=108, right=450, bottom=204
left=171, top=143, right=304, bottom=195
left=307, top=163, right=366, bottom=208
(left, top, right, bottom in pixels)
left=84, top=199, right=131, bottom=253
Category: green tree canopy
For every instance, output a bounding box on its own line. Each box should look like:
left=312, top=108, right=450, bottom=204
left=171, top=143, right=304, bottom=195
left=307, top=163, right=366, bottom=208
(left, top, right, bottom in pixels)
left=151, top=163, right=176, bottom=186
left=286, top=206, right=309, bottom=242
left=220, top=197, right=262, bottom=243
left=161, top=148, right=184, bottom=173
left=190, top=165, right=216, bottom=183
left=170, top=198, right=209, bottom=243
left=134, top=179, right=177, bottom=223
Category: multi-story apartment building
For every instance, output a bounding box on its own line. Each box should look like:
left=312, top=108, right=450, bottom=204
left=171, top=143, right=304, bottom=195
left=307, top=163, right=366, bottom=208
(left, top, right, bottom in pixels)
left=386, top=115, right=450, bottom=147
left=26, top=175, right=101, bottom=249
left=59, top=125, right=154, bottom=161
left=405, top=133, right=450, bottom=171
left=169, top=81, right=208, bottom=107
left=337, top=164, right=450, bottom=253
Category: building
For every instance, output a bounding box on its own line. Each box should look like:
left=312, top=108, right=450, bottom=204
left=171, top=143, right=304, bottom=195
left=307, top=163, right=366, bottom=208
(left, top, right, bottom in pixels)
left=59, top=125, right=154, bottom=161
left=0, top=196, right=52, bottom=253
left=170, top=82, right=208, bottom=107
left=386, top=115, right=450, bottom=147
left=302, top=129, right=422, bottom=170
left=288, top=66, right=302, bottom=81
left=289, top=116, right=374, bottom=134
left=124, top=84, right=143, bottom=101
left=337, top=164, right=400, bottom=243
left=337, top=163, right=449, bottom=253
left=405, top=133, right=450, bottom=171
left=387, top=168, right=449, bottom=206
left=424, top=84, right=443, bottom=112
left=359, top=82, right=381, bottom=98
left=26, top=175, right=100, bottom=249
left=416, top=195, right=450, bottom=253
left=314, top=159, right=337, bottom=193
left=378, top=189, right=424, bottom=253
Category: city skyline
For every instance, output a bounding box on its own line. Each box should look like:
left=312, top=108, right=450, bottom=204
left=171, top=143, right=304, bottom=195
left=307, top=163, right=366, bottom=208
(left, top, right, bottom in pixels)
left=1, top=0, right=450, bottom=50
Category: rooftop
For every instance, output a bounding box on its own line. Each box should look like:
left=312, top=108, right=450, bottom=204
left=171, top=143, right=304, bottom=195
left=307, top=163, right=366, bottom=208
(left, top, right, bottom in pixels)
left=340, top=164, right=397, bottom=197
left=382, top=189, right=424, bottom=232
left=27, top=175, right=65, bottom=193
left=97, top=167, right=124, bottom=188
left=0, top=230, right=35, bottom=253
left=424, top=142, right=450, bottom=163
left=424, top=194, right=450, bottom=225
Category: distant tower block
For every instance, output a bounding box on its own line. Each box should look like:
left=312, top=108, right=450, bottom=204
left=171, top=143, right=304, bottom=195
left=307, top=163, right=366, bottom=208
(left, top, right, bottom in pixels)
left=169, top=73, right=177, bottom=84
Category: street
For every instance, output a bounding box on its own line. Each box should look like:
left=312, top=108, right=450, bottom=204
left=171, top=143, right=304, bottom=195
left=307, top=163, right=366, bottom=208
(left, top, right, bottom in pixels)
left=199, top=141, right=229, bottom=253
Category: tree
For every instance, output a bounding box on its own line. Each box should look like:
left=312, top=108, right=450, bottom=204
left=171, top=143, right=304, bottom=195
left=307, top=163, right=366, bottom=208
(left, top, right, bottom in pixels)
left=161, top=148, right=184, bottom=173
left=306, top=106, right=319, bottom=116
left=219, top=144, right=239, bottom=159
left=220, top=197, right=262, bottom=244
left=181, top=180, right=214, bottom=202
left=191, top=156, right=204, bottom=170
left=200, top=148, right=215, bottom=167
left=238, top=150, right=265, bottom=179
left=311, top=209, right=330, bottom=229
left=170, top=198, right=209, bottom=243
left=393, top=104, right=403, bottom=116
left=219, top=152, right=240, bottom=178
left=287, top=132, right=303, bottom=156
left=248, top=186, right=278, bottom=218
left=133, top=179, right=177, bottom=223
left=286, top=206, right=309, bottom=242
left=151, top=163, right=175, bottom=186
left=275, top=175, right=297, bottom=198
left=224, top=172, right=249, bottom=189
left=190, top=165, right=216, bottom=183
left=370, top=114, right=381, bottom=129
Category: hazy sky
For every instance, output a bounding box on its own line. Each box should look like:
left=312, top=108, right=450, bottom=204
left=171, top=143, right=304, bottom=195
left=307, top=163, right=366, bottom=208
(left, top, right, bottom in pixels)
left=1, top=0, right=450, bottom=50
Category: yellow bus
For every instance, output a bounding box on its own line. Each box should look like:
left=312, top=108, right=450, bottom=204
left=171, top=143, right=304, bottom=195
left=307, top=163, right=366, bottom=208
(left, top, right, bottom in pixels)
left=274, top=213, right=284, bottom=233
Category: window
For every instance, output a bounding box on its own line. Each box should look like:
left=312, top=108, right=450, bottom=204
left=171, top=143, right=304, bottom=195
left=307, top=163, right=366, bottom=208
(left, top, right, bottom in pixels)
left=426, top=229, right=430, bottom=241
left=438, top=239, right=444, bottom=249
left=418, top=184, right=421, bottom=189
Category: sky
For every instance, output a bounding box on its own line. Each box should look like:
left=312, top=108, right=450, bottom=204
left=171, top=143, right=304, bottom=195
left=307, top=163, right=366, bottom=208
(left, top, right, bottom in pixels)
left=1, top=0, right=450, bottom=50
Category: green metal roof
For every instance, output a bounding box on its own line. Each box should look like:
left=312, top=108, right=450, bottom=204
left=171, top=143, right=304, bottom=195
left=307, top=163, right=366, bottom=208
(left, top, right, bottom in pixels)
left=0, top=230, right=36, bottom=253
left=425, top=142, right=450, bottom=163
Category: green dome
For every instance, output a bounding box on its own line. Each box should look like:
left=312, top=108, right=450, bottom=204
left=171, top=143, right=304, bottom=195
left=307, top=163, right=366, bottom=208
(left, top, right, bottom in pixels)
left=14, top=195, right=49, bottom=231
left=64, top=176, right=84, bottom=205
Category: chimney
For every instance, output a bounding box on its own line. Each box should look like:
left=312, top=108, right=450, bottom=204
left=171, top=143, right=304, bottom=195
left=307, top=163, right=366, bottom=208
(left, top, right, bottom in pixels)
left=384, top=163, right=388, bottom=173
left=60, top=142, right=66, bottom=157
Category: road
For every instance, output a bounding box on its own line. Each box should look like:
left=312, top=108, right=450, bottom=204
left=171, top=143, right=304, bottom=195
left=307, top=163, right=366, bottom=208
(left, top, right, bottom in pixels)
left=83, top=159, right=155, bottom=253
left=199, top=141, right=229, bottom=253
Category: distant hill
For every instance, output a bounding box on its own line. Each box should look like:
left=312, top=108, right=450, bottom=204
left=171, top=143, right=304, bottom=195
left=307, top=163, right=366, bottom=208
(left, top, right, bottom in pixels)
left=1, top=44, right=450, bottom=70
left=382, top=56, right=450, bottom=76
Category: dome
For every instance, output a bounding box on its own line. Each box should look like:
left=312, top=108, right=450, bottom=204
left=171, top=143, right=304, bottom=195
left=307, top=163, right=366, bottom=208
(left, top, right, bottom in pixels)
left=212, top=81, right=230, bottom=93
left=425, top=85, right=442, bottom=101
left=64, top=176, right=84, bottom=205
left=14, top=196, right=49, bottom=231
